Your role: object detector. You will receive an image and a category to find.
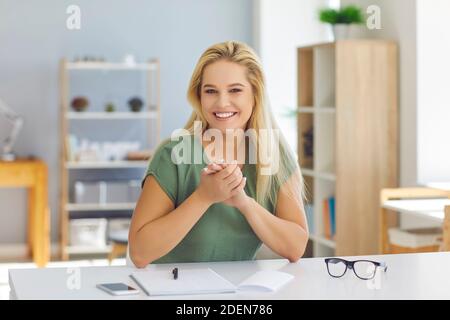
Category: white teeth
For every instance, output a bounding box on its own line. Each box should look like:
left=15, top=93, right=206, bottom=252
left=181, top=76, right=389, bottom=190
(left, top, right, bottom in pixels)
left=214, top=112, right=236, bottom=118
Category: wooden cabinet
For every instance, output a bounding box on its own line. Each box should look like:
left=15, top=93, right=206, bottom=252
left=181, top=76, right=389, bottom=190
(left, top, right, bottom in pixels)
left=297, top=40, right=398, bottom=256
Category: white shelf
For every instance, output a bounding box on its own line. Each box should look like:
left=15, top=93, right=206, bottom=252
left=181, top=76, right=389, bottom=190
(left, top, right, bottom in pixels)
left=309, top=234, right=336, bottom=249
left=316, top=171, right=336, bottom=181
left=65, top=161, right=148, bottom=169
left=66, top=62, right=157, bottom=71
left=66, top=111, right=158, bottom=120
left=66, top=203, right=136, bottom=212
left=302, top=168, right=336, bottom=181
left=65, top=245, right=112, bottom=255
left=298, top=107, right=336, bottom=114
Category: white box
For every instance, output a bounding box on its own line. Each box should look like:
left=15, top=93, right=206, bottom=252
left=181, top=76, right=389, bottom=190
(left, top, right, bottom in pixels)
left=74, top=181, right=106, bottom=204
left=106, top=181, right=129, bottom=203
left=128, top=180, right=141, bottom=203
left=69, top=218, right=107, bottom=247
left=388, top=227, right=442, bottom=248
left=108, top=218, right=131, bottom=243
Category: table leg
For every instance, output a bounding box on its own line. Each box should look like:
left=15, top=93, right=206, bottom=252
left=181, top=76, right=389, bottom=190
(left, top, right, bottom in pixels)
left=28, top=165, right=49, bottom=267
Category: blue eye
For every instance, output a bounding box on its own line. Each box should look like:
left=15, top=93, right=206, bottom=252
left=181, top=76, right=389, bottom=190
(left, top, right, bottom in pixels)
left=205, top=89, right=216, bottom=94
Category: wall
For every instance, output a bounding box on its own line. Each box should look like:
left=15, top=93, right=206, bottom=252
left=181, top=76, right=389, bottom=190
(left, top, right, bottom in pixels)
left=253, top=0, right=332, bottom=153
left=341, top=0, right=418, bottom=187
left=0, top=0, right=253, bottom=248
left=416, top=0, right=450, bottom=183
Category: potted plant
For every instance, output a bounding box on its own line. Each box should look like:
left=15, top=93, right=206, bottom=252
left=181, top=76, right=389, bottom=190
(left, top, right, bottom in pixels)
left=319, top=5, right=364, bottom=40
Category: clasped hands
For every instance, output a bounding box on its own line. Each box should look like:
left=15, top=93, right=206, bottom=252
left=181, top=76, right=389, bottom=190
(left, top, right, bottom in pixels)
left=196, top=159, right=251, bottom=210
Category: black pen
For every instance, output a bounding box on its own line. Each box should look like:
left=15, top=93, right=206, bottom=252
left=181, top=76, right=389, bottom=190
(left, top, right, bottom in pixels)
left=172, top=267, right=178, bottom=280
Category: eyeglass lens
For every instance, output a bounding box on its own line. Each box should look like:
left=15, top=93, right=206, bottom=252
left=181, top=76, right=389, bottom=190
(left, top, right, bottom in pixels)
left=326, top=259, right=347, bottom=277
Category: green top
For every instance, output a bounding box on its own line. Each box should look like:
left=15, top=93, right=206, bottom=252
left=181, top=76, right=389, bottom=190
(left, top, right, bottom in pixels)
left=141, top=134, right=280, bottom=264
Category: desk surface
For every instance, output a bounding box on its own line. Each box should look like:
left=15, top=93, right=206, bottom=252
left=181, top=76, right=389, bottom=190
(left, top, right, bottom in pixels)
left=382, top=199, right=450, bottom=222
left=8, top=252, right=450, bottom=299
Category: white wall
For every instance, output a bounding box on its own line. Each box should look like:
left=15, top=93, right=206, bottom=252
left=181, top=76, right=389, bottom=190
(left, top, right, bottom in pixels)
left=253, top=0, right=332, bottom=154
left=416, top=0, right=450, bottom=183
left=341, top=0, right=418, bottom=187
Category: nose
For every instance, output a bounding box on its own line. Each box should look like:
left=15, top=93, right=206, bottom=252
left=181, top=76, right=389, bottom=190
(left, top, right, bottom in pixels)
left=216, top=92, right=231, bottom=109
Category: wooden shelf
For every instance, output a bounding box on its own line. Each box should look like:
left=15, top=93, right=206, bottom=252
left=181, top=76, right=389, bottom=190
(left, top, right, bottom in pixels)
left=65, top=161, right=148, bottom=169
left=298, top=41, right=398, bottom=257
left=59, top=58, right=161, bottom=261
left=66, top=203, right=136, bottom=212
left=66, top=111, right=158, bottom=120
left=66, top=62, right=157, bottom=71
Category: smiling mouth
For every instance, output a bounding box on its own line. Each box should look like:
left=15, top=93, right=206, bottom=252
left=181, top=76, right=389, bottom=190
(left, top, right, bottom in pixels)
left=213, top=112, right=238, bottom=120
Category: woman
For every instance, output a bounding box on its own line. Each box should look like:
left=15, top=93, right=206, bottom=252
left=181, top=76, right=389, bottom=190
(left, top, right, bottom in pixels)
left=129, top=41, right=309, bottom=268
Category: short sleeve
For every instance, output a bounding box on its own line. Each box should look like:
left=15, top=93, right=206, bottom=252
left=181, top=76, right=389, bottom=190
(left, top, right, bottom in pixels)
left=141, top=144, right=178, bottom=203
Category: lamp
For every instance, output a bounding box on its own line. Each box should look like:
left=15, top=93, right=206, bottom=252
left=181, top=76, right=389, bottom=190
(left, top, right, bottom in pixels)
left=0, top=98, right=24, bottom=161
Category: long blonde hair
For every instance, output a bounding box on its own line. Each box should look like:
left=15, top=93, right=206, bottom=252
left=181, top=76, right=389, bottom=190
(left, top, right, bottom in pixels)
left=185, top=40, right=303, bottom=207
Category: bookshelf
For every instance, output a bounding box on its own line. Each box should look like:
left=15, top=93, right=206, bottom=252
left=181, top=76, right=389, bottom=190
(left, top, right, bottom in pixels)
left=297, top=40, right=398, bottom=257
left=59, top=59, right=160, bottom=260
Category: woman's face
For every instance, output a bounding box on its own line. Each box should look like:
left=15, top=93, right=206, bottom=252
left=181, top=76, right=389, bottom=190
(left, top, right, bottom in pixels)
left=200, top=60, right=254, bottom=133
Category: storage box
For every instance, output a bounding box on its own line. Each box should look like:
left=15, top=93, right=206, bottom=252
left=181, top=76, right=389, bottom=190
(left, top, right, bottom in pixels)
left=128, top=180, right=141, bottom=203
left=74, top=181, right=106, bottom=204
left=388, top=227, right=442, bottom=248
left=69, top=218, right=107, bottom=247
left=108, top=218, right=131, bottom=243
left=105, top=181, right=129, bottom=203
left=74, top=180, right=141, bottom=204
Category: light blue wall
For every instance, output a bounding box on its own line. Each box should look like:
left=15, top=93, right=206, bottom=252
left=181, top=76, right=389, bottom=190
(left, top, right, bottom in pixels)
left=0, top=0, right=253, bottom=243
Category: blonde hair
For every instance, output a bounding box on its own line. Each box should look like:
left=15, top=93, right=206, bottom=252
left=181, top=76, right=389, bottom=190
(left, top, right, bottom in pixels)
left=185, top=40, right=304, bottom=207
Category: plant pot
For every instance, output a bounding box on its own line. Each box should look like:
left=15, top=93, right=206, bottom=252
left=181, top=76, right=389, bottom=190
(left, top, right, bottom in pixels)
left=332, top=24, right=350, bottom=40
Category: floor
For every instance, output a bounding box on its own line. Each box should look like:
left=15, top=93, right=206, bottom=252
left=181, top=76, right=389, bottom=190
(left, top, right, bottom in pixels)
left=0, top=258, right=126, bottom=300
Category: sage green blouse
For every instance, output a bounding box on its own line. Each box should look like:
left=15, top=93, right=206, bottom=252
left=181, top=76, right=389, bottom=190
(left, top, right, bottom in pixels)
left=141, top=134, right=282, bottom=264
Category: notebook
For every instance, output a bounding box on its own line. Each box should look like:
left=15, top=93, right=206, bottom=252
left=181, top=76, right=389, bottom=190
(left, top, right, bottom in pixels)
left=129, top=268, right=294, bottom=296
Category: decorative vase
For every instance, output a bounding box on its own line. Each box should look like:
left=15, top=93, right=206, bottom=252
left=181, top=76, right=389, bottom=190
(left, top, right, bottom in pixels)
left=128, top=97, right=144, bottom=112
left=71, top=96, right=89, bottom=112
left=332, top=24, right=350, bottom=40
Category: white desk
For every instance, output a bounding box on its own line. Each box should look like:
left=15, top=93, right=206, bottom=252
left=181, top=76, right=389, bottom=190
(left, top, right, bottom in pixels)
left=8, top=252, right=450, bottom=300
left=382, top=199, right=450, bottom=223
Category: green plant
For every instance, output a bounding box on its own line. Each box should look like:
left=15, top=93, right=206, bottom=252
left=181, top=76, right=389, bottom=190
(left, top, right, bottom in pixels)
left=105, top=102, right=116, bottom=112
left=319, top=5, right=364, bottom=25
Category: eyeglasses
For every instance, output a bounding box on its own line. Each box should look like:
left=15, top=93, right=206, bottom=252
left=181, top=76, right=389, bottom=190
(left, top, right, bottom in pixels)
left=324, top=258, right=388, bottom=280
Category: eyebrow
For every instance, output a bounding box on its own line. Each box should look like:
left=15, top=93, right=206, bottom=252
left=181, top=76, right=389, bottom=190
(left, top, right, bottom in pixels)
left=202, top=83, right=245, bottom=88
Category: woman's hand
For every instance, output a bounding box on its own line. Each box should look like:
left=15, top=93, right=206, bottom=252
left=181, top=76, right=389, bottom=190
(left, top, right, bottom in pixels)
left=195, top=161, right=245, bottom=206
left=203, top=161, right=250, bottom=210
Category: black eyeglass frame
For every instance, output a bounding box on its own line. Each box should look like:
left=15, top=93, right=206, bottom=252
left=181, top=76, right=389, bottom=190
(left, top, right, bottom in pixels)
left=324, top=258, right=388, bottom=280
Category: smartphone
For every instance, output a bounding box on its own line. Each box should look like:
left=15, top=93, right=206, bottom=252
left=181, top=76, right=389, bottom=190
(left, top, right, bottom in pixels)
left=96, top=283, right=140, bottom=296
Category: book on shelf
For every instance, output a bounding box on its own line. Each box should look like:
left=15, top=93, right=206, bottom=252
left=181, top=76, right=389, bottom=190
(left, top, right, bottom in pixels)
left=305, top=204, right=314, bottom=235
left=322, top=196, right=336, bottom=240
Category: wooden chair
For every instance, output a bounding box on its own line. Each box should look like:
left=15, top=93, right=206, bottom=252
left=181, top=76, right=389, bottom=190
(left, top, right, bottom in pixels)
left=380, top=187, right=450, bottom=254
left=444, top=205, right=450, bottom=251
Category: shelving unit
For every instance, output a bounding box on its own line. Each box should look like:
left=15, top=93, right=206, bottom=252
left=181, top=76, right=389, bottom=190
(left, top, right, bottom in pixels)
left=297, top=40, right=398, bottom=257
left=59, top=59, right=160, bottom=260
